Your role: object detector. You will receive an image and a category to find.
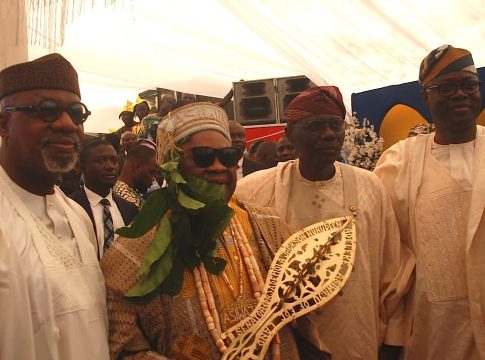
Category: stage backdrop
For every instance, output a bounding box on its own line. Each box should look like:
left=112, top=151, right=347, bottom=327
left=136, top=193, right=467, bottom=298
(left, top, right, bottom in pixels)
left=351, top=67, right=485, bottom=149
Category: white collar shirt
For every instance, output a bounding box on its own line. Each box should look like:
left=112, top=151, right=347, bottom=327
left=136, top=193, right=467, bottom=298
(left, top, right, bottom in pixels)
left=431, top=138, right=475, bottom=190
left=84, top=185, right=125, bottom=258
left=237, top=157, right=244, bottom=180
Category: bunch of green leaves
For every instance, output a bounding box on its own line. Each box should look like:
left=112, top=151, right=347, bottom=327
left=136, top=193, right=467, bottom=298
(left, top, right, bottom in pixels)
left=116, top=152, right=234, bottom=303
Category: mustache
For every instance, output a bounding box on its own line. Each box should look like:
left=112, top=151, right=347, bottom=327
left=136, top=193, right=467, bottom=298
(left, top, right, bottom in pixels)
left=40, top=134, right=81, bottom=150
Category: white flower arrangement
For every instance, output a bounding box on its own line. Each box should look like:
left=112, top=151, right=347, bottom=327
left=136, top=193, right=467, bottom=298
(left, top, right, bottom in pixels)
left=341, top=114, right=384, bottom=171
left=408, top=123, right=436, bottom=137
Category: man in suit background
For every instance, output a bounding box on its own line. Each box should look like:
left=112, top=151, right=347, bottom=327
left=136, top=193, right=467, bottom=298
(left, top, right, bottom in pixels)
left=228, top=120, right=268, bottom=179
left=70, top=139, right=138, bottom=259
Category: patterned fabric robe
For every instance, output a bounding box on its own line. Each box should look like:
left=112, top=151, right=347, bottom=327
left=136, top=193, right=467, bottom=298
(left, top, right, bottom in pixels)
left=100, top=198, right=301, bottom=359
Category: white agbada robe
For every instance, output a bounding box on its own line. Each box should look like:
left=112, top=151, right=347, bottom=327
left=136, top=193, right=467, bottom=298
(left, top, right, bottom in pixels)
left=236, top=160, right=412, bottom=360
left=374, top=125, right=485, bottom=359
left=0, top=165, right=110, bottom=360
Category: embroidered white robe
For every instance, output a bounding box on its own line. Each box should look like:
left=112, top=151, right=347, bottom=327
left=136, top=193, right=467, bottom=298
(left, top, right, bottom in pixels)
left=0, top=166, right=110, bottom=360
left=236, top=160, right=412, bottom=359
left=374, top=125, right=485, bottom=359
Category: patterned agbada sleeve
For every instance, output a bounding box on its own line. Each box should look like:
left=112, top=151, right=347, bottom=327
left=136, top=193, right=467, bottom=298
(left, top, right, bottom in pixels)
left=101, top=228, right=169, bottom=359
left=106, top=288, right=168, bottom=360
left=236, top=198, right=292, bottom=270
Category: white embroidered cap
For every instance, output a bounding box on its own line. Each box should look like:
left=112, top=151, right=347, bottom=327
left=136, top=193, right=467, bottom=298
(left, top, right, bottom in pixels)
left=157, top=102, right=230, bottom=164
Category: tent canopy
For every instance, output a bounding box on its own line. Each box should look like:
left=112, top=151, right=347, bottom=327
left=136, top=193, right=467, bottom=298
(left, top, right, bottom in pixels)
left=25, top=0, right=485, bottom=133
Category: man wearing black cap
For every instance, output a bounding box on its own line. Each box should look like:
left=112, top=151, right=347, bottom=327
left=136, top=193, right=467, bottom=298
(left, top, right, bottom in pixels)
left=0, top=54, right=109, bottom=359
left=375, top=45, right=485, bottom=359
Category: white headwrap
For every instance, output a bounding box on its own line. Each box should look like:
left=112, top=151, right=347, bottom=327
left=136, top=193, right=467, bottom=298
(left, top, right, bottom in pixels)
left=157, top=102, right=230, bottom=164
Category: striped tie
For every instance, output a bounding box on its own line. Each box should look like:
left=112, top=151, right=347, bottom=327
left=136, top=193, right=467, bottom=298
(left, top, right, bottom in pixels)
left=100, top=198, right=114, bottom=251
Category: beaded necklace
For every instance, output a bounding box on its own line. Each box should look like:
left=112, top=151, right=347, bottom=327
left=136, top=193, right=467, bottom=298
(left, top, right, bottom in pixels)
left=193, top=217, right=281, bottom=358
left=219, top=227, right=244, bottom=300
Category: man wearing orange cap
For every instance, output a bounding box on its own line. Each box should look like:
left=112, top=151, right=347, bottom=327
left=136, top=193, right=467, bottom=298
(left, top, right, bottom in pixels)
left=375, top=45, right=485, bottom=358
left=236, top=86, right=412, bottom=359
left=0, top=54, right=109, bottom=358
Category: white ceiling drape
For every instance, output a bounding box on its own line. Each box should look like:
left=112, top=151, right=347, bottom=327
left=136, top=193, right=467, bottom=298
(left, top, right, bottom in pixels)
left=1, top=0, right=28, bottom=69
left=220, top=0, right=485, bottom=111
left=10, top=0, right=485, bottom=132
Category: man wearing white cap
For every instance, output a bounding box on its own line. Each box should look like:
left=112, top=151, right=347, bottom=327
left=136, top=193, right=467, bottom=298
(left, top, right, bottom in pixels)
left=101, top=102, right=302, bottom=359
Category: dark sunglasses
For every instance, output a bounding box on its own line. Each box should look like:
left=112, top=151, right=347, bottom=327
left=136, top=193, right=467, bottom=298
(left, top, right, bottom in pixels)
left=188, top=147, right=243, bottom=168
left=2, top=99, right=91, bottom=125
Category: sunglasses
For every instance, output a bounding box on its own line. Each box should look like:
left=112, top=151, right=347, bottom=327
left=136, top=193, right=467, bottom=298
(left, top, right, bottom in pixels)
left=2, top=99, right=91, bottom=125
left=188, top=147, right=243, bottom=168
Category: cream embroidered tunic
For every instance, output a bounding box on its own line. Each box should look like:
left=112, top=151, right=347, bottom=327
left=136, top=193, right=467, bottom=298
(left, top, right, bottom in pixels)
left=236, top=160, right=412, bottom=360
left=0, top=166, right=110, bottom=360
left=374, top=127, right=485, bottom=359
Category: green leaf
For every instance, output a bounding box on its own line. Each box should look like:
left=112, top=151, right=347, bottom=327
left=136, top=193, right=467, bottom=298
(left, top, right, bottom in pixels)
left=124, top=286, right=162, bottom=305
left=139, top=215, right=172, bottom=275
left=170, top=210, right=192, bottom=239
left=182, top=249, right=200, bottom=269
left=192, top=204, right=234, bottom=245
left=125, top=245, right=174, bottom=298
left=161, top=160, right=179, bottom=172
left=122, top=154, right=239, bottom=301
left=178, top=189, right=205, bottom=209
left=203, top=256, right=227, bottom=275
left=169, top=170, right=187, bottom=184
left=116, top=188, right=169, bottom=238
left=182, top=175, right=226, bottom=203
left=161, top=254, right=185, bottom=296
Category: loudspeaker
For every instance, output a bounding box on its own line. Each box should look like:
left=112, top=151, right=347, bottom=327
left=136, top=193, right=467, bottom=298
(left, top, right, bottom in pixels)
left=233, top=79, right=276, bottom=125
left=276, top=76, right=316, bottom=123
left=233, top=76, right=315, bottom=125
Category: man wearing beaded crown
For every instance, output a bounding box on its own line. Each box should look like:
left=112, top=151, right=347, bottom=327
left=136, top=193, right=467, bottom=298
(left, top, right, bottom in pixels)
left=0, top=54, right=109, bottom=359
left=100, top=102, right=302, bottom=359
left=235, top=86, right=413, bottom=359
left=374, top=45, right=485, bottom=359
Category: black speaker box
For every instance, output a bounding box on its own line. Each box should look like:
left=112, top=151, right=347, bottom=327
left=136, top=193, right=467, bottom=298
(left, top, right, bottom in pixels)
left=233, top=76, right=315, bottom=125
left=276, top=76, right=316, bottom=123
left=233, top=79, right=276, bottom=125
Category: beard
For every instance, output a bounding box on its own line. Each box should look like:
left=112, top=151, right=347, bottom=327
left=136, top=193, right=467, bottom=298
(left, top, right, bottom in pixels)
left=41, top=147, right=79, bottom=173
left=40, top=135, right=80, bottom=173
